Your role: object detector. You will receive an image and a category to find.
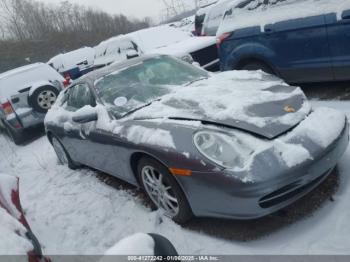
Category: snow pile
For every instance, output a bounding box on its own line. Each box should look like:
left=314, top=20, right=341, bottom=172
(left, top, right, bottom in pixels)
left=218, top=0, right=350, bottom=35
left=103, top=233, right=155, bottom=256
left=129, top=70, right=311, bottom=129
left=0, top=174, right=33, bottom=254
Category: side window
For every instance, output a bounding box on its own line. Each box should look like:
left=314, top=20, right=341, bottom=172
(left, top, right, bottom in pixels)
left=66, top=83, right=96, bottom=111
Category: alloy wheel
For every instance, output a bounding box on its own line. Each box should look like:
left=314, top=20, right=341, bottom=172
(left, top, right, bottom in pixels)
left=141, top=165, right=180, bottom=217
left=37, top=90, right=57, bottom=110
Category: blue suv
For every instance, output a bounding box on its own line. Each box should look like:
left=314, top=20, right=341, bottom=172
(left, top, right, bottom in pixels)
left=218, top=0, right=350, bottom=83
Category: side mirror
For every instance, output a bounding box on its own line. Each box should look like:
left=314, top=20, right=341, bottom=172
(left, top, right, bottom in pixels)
left=72, top=107, right=98, bottom=124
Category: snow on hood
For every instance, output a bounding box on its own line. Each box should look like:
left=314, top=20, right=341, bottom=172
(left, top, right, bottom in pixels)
left=129, top=70, right=311, bottom=139
left=218, top=0, right=350, bottom=36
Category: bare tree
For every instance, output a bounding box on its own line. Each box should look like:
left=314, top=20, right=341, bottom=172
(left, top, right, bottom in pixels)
left=0, top=0, right=150, bottom=73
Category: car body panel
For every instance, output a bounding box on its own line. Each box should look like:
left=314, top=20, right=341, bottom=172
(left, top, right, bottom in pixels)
left=45, top=55, right=349, bottom=219
left=219, top=1, right=350, bottom=83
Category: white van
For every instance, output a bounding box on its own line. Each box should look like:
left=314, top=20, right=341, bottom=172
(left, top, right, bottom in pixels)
left=0, top=63, right=66, bottom=144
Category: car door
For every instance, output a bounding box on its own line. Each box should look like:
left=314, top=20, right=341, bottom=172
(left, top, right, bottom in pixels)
left=63, top=83, right=127, bottom=178
left=325, top=10, right=350, bottom=81
left=62, top=83, right=97, bottom=164
left=263, top=14, right=333, bottom=83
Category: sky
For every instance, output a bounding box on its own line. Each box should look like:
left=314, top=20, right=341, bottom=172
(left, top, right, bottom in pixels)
left=40, top=0, right=198, bottom=22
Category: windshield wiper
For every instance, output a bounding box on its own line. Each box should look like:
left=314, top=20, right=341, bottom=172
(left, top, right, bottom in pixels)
left=119, top=98, right=161, bottom=118
left=185, top=76, right=208, bottom=86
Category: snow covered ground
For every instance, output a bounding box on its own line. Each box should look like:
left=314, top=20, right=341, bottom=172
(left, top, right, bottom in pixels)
left=0, top=100, right=350, bottom=255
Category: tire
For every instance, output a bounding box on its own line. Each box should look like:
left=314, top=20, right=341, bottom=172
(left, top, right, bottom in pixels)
left=29, top=86, right=59, bottom=114
left=241, top=61, right=274, bottom=75
left=137, top=156, right=193, bottom=224
left=51, top=136, right=80, bottom=170
left=3, top=121, right=25, bottom=145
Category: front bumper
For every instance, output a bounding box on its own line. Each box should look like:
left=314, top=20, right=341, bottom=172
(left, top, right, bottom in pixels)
left=178, top=117, right=349, bottom=219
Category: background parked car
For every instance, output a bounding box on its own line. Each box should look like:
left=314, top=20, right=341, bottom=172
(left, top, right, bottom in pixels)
left=0, top=63, right=67, bottom=144
left=94, top=25, right=219, bottom=71
left=218, top=0, right=350, bottom=83
left=47, top=47, right=95, bottom=80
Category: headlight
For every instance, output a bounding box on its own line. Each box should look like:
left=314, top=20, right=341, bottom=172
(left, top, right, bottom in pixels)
left=181, top=54, right=194, bottom=64
left=194, top=131, right=252, bottom=169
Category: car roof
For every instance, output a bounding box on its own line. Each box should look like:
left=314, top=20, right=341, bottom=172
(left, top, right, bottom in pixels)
left=0, top=63, right=46, bottom=80
left=76, top=54, right=162, bottom=84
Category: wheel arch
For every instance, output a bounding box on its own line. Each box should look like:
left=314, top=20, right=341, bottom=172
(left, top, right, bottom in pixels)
left=129, top=151, right=193, bottom=208
left=28, top=81, right=57, bottom=97
left=226, top=42, right=280, bottom=75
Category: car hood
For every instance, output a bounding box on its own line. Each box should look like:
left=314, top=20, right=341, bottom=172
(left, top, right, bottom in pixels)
left=146, top=36, right=216, bottom=57
left=128, top=71, right=311, bottom=139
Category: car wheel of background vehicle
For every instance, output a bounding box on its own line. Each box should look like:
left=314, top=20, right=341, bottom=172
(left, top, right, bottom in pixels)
left=241, top=60, right=274, bottom=75
left=3, top=121, right=24, bottom=145
left=51, top=136, right=80, bottom=170
left=29, top=86, right=59, bottom=114
left=137, top=156, right=193, bottom=224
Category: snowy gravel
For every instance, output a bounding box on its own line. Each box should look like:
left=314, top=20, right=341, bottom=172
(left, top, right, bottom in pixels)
left=0, top=100, right=349, bottom=255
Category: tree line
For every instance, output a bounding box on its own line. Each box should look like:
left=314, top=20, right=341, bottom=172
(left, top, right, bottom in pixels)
left=0, top=0, right=150, bottom=73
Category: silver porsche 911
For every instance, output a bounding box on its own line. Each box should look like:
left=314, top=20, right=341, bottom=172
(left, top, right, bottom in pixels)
left=45, top=55, right=349, bottom=223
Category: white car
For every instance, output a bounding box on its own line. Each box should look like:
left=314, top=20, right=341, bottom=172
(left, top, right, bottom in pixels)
left=94, top=25, right=219, bottom=71
left=0, top=63, right=67, bottom=144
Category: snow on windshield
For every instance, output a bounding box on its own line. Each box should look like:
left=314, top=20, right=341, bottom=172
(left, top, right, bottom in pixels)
left=218, top=0, right=350, bottom=35
left=94, top=56, right=208, bottom=116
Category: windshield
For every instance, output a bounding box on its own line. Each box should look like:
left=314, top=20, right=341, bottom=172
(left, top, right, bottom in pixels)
left=95, top=56, right=209, bottom=117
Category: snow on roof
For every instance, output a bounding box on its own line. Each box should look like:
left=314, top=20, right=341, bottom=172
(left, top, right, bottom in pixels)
left=128, top=25, right=193, bottom=52
left=217, top=0, right=350, bottom=35
left=47, top=47, right=95, bottom=72
left=0, top=63, right=44, bottom=80
left=148, top=36, right=215, bottom=57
